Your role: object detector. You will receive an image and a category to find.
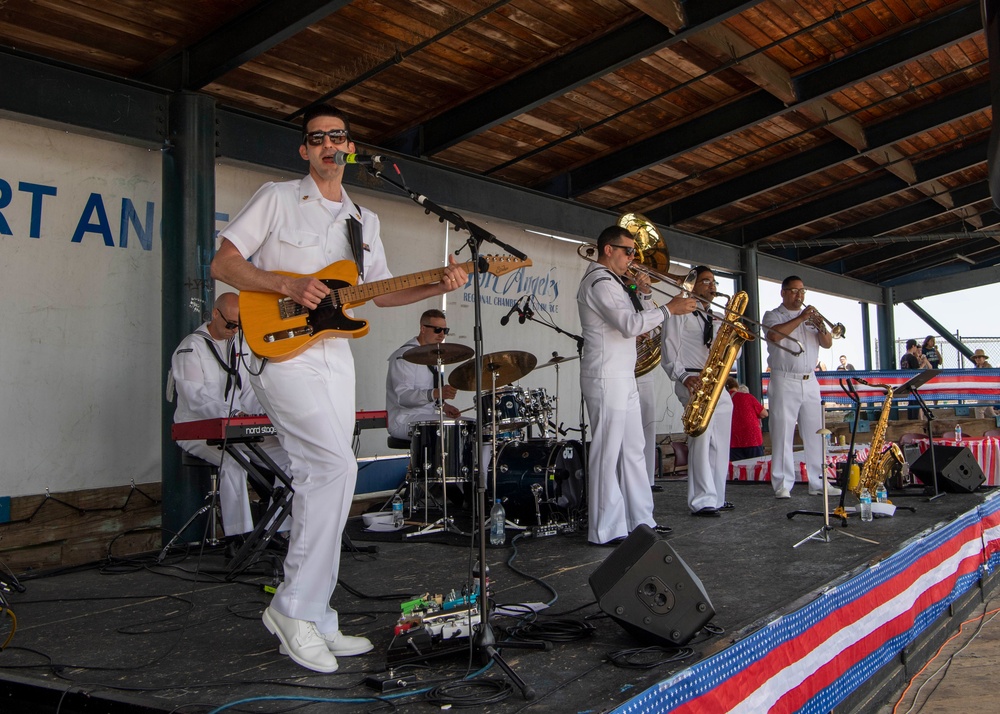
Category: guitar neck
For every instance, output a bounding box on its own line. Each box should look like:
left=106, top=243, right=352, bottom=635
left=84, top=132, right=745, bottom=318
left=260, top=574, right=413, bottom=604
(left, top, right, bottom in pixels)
left=337, top=260, right=476, bottom=304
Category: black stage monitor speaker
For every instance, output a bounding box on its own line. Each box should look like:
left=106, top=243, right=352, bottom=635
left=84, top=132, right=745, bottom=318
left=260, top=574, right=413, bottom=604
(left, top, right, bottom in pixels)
left=910, top=445, right=985, bottom=493
left=589, top=524, right=714, bottom=646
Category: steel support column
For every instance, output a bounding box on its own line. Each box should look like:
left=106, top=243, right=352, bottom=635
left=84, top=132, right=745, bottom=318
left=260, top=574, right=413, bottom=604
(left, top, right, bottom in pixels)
left=161, top=92, right=218, bottom=546
left=876, top=286, right=896, bottom=371
left=741, top=246, right=763, bottom=402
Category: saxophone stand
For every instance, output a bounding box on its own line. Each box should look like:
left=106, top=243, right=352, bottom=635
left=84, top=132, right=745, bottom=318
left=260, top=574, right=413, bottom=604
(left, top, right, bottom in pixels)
left=895, top=370, right=944, bottom=502
left=369, top=160, right=539, bottom=700
left=793, top=428, right=878, bottom=548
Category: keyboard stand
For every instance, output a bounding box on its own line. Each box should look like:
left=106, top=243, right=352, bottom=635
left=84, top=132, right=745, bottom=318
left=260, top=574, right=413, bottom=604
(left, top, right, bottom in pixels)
left=212, top=439, right=295, bottom=580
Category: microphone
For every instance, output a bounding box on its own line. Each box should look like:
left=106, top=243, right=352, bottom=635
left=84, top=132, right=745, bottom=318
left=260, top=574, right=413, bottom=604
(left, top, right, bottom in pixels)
left=500, top=297, right=524, bottom=326
left=333, top=151, right=385, bottom=166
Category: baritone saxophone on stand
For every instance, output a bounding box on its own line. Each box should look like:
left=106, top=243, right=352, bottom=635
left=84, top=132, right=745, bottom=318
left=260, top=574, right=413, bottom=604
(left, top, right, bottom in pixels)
left=682, top=292, right=755, bottom=437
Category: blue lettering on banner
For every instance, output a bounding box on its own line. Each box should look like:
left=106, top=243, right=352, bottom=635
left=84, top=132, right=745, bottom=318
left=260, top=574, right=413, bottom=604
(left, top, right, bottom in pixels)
left=119, top=198, right=154, bottom=250
left=466, top=266, right=562, bottom=314
left=71, top=193, right=114, bottom=246
left=19, top=182, right=57, bottom=238
left=0, top=178, right=11, bottom=235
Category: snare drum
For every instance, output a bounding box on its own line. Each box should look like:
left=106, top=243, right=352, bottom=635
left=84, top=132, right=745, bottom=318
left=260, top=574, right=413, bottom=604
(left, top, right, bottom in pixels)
left=481, top=387, right=529, bottom=430
left=491, top=439, right=585, bottom=524
left=409, top=419, right=474, bottom=482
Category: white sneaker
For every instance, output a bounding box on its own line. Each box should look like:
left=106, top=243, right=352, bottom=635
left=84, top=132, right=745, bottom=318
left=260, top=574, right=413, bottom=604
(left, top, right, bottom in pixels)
left=263, top=606, right=339, bottom=673
left=775, top=488, right=791, bottom=499
left=809, top=485, right=843, bottom=496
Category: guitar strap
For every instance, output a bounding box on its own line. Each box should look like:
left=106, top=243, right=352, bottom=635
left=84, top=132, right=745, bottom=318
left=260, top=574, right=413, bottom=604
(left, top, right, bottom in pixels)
left=347, top=209, right=365, bottom=280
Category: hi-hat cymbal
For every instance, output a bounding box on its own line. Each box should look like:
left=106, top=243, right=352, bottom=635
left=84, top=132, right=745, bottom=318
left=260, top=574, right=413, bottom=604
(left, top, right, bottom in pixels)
left=536, top=353, right=580, bottom=369
left=448, top=350, right=537, bottom=391
left=401, top=342, right=474, bottom=366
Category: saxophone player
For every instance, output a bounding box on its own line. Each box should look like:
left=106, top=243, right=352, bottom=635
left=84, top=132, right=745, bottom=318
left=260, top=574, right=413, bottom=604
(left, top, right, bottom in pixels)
left=661, top=267, right=735, bottom=517
left=762, top=276, right=839, bottom=498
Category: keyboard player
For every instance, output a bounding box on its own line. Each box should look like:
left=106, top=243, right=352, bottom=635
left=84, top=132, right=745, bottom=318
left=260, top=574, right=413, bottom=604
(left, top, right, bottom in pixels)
left=170, top=293, right=291, bottom=539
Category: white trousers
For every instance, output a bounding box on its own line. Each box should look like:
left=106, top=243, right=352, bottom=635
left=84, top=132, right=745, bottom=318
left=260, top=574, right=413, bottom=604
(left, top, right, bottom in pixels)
left=684, top=389, right=733, bottom=511
left=177, top=437, right=290, bottom=536
left=582, top=376, right=655, bottom=544
left=637, top=372, right=657, bottom=486
left=251, top=340, right=356, bottom=635
left=768, top=374, right=824, bottom=492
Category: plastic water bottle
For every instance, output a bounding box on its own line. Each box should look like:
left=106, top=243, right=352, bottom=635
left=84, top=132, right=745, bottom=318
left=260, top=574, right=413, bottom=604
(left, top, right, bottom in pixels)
left=875, top=482, right=888, bottom=504
left=490, top=499, right=506, bottom=545
left=955, top=424, right=962, bottom=443
left=391, top=493, right=404, bottom=528
left=859, top=488, right=873, bottom=522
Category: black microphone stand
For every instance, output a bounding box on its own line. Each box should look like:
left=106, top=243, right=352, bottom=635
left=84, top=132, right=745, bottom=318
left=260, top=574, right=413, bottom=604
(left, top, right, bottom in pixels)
left=365, top=162, right=539, bottom=699
left=895, top=370, right=943, bottom=501
left=519, top=298, right=589, bottom=478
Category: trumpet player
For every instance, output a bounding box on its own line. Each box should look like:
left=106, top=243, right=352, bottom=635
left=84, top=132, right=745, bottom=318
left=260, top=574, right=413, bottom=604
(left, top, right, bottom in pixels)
left=577, top=225, right=697, bottom=546
left=661, top=267, right=735, bottom=517
left=762, top=276, right=839, bottom=498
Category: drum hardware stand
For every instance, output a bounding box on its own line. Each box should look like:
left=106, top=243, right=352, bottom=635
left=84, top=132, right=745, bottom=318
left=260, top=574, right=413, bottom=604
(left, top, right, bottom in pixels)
left=368, top=161, right=538, bottom=700
left=158, top=469, right=223, bottom=560
left=406, top=352, right=468, bottom=539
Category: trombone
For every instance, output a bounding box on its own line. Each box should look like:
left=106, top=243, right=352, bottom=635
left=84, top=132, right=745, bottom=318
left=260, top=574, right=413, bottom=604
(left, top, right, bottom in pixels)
left=577, top=242, right=804, bottom=356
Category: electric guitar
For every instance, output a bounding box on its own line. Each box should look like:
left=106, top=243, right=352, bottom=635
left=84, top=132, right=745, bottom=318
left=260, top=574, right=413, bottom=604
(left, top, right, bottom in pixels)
left=239, top=255, right=531, bottom=361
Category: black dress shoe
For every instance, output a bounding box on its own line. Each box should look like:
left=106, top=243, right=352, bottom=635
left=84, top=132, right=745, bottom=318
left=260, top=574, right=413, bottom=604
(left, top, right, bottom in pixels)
left=589, top=536, right=627, bottom=547
left=651, top=484, right=664, bottom=492
left=652, top=524, right=673, bottom=534
left=719, top=501, right=735, bottom=511
left=691, top=507, right=721, bottom=517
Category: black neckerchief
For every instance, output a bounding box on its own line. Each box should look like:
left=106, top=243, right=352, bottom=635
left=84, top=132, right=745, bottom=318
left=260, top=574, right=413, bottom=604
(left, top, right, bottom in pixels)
left=199, top=331, right=242, bottom=399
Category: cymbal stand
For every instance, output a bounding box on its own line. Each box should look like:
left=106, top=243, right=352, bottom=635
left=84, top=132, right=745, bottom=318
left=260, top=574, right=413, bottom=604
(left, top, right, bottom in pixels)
left=368, top=161, right=536, bottom=699
left=407, top=355, right=467, bottom=539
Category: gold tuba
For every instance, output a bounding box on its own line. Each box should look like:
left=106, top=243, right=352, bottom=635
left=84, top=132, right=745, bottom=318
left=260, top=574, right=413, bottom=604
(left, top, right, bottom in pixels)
left=683, top=291, right=754, bottom=437
left=618, top=212, right=665, bottom=377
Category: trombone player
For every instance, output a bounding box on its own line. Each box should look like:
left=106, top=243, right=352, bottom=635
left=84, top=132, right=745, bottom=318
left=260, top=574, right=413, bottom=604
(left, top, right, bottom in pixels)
left=762, top=276, right=840, bottom=499
left=577, top=225, right=697, bottom=546
left=661, top=267, right=735, bottom=517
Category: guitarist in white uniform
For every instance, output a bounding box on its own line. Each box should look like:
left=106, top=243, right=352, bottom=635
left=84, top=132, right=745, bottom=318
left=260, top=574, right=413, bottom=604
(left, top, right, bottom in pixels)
left=211, top=105, right=468, bottom=674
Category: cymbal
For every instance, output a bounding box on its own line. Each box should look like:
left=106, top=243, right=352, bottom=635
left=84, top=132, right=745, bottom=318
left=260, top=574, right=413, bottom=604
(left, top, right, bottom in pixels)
left=536, top=353, right=580, bottom=369
left=401, top=342, right=474, bottom=366
left=448, top=350, right=537, bottom=391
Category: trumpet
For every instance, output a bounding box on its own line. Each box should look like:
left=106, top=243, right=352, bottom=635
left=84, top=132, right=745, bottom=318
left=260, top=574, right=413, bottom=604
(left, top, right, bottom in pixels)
left=805, top=308, right=846, bottom=339
left=576, top=243, right=804, bottom=355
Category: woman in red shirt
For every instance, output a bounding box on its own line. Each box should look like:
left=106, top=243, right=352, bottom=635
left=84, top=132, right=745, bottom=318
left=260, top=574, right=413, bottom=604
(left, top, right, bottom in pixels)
left=727, top=377, right=768, bottom=461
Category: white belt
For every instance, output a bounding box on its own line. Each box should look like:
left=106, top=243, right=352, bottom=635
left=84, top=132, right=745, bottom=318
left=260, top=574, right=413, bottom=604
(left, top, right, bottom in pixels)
left=772, top=371, right=812, bottom=381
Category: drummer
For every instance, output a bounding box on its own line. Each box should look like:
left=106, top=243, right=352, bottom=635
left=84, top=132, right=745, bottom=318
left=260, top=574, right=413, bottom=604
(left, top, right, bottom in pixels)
left=386, top=309, right=463, bottom=440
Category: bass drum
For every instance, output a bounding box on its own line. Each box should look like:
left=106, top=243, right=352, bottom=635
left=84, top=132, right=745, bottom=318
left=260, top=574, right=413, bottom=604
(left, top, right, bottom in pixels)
left=491, top=440, right=586, bottom=525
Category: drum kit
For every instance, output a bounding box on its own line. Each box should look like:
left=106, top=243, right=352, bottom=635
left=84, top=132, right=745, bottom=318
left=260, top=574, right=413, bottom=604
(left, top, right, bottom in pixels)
left=400, top=343, right=585, bottom=529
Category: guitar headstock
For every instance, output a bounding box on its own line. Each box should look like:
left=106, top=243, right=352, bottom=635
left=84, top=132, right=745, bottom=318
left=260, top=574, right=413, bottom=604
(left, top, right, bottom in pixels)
left=479, top=255, right=532, bottom=276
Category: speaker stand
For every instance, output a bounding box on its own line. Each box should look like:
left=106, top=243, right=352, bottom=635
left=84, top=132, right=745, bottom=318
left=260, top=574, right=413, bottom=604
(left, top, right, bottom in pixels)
left=793, top=429, right=878, bottom=548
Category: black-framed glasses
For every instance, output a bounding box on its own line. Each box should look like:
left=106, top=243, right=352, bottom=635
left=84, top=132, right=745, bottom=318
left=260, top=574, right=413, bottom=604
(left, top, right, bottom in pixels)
left=608, top=244, right=637, bottom=257
left=422, top=325, right=450, bottom=335
left=303, top=129, right=350, bottom=146
left=217, top=309, right=239, bottom=330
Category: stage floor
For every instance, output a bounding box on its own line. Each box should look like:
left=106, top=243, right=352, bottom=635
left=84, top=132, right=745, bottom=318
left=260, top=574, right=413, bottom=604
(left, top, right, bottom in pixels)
left=0, top=479, right=993, bottom=713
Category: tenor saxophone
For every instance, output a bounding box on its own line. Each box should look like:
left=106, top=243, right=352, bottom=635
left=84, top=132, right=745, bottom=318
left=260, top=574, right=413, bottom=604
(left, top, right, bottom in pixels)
left=682, top=292, right=754, bottom=437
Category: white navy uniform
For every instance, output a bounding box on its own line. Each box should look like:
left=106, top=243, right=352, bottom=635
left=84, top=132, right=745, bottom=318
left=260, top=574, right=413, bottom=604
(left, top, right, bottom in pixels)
left=221, top=174, right=391, bottom=637
left=577, top=262, right=669, bottom=544
left=386, top=336, right=445, bottom=440
left=636, top=297, right=659, bottom=486
left=761, top=304, right=823, bottom=493
left=661, top=310, right=733, bottom=512
left=172, top=324, right=291, bottom=536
